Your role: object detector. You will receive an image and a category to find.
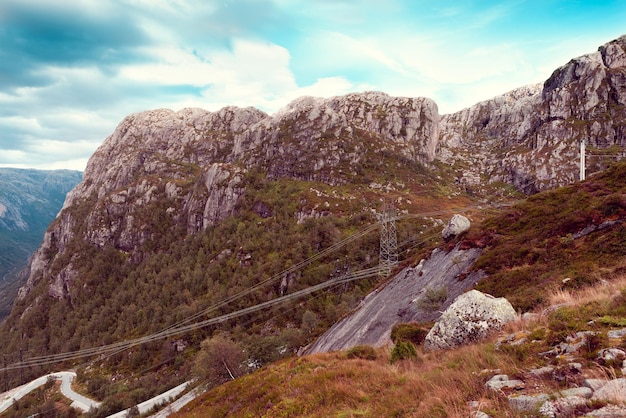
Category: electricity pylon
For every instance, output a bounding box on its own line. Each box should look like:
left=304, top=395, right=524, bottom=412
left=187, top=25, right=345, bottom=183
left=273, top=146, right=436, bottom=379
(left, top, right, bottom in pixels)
left=377, top=202, right=398, bottom=277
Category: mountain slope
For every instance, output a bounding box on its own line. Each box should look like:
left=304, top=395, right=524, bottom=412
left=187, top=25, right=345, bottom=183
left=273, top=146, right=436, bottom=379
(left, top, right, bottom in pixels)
left=439, top=34, right=626, bottom=193
left=0, top=168, right=82, bottom=319
left=173, top=161, right=626, bottom=418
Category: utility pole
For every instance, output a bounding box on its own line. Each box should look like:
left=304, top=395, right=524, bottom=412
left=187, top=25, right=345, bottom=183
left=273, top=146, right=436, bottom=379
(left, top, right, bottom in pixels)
left=3, top=355, right=7, bottom=392
left=19, top=348, right=23, bottom=385
left=377, top=202, right=398, bottom=277
left=580, top=138, right=586, bottom=181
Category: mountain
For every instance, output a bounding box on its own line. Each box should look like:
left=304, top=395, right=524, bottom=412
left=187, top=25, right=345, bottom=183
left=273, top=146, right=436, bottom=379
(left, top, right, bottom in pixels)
left=0, top=35, right=624, bottom=416
left=440, top=34, right=626, bottom=194
left=0, top=168, right=82, bottom=319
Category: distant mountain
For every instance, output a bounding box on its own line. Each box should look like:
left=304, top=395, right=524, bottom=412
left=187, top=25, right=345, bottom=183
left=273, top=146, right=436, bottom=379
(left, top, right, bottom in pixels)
left=0, top=168, right=82, bottom=319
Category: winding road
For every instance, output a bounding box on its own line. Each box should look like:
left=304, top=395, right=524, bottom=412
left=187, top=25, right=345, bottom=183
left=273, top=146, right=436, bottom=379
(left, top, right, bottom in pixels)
left=0, top=371, right=101, bottom=413
left=0, top=371, right=193, bottom=417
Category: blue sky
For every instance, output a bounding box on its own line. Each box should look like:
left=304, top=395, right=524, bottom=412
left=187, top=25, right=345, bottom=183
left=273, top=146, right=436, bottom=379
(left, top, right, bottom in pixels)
left=1, top=0, right=625, bottom=171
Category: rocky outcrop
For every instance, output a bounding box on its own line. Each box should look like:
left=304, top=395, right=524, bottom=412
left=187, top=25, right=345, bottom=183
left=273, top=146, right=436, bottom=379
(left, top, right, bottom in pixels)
left=424, top=290, right=516, bottom=350
left=438, top=34, right=626, bottom=194
left=307, top=245, right=484, bottom=354
left=0, top=169, right=82, bottom=317
left=12, top=34, right=626, bottom=323
left=441, top=214, right=471, bottom=240
left=486, top=325, right=626, bottom=417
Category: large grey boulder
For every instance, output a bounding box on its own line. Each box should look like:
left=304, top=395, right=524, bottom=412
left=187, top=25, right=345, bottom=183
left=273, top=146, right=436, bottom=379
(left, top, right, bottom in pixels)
left=442, top=214, right=471, bottom=240
left=424, top=290, right=517, bottom=350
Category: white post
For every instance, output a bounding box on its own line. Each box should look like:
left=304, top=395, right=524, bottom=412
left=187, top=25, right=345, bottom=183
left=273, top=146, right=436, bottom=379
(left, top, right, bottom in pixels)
left=580, top=139, right=586, bottom=181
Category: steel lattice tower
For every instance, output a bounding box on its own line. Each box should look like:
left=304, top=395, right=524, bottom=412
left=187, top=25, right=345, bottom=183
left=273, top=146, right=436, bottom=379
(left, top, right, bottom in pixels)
left=377, top=202, right=398, bottom=277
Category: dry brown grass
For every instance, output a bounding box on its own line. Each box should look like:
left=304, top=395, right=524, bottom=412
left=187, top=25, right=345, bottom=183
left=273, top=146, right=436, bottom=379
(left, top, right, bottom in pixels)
left=547, top=274, right=626, bottom=307
left=173, top=341, right=530, bottom=418
left=174, top=259, right=626, bottom=417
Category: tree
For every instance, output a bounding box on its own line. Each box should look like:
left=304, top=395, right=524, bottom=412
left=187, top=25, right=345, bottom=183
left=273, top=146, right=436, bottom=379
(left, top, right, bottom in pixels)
left=194, top=334, right=247, bottom=387
left=301, top=310, right=319, bottom=336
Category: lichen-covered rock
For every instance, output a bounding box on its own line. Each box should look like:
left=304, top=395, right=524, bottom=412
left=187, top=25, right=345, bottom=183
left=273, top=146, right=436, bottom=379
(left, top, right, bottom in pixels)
left=485, top=374, right=525, bottom=391
left=442, top=214, right=471, bottom=240
left=424, top=290, right=516, bottom=350
left=507, top=393, right=550, bottom=413
left=592, top=378, right=626, bottom=402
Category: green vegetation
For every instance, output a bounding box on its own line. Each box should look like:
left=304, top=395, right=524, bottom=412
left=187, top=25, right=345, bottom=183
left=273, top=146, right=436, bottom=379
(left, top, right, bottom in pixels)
left=390, top=341, right=419, bottom=364
left=390, top=322, right=430, bottom=346
left=0, top=168, right=82, bottom=319
left=1, top=126, right=624, bottom=416
left=471, top=161, right=626, bottom=311
left=0, top=148, right=462, bottom=412
left=175, top=275, right=626, bottom=417
left=345, top=345, right=378, bottom=360
left=415, top=285, right=448, bottom=312
left=2, top=377, right=78, bottom=418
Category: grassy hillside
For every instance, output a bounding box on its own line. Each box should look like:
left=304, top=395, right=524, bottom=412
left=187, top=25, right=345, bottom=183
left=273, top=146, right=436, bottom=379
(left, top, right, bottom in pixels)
left=174, top=274, right=626, bottom=418
left=470, top=161, right=626, bottom=311
left=0, top=152, right=480, bottom=414
left=2, top=161, right=624, bottom=417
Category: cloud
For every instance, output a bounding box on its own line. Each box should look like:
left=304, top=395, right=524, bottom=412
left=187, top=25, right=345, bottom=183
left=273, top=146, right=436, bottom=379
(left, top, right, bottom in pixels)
left=0, top=0, right=151, bottom=91
left=1, top=0, right=625, bottom=170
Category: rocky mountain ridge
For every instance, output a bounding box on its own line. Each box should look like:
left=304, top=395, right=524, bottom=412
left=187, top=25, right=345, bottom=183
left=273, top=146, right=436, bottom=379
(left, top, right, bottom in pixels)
left=440, top=34, right=626, bottom=193
left=0, top=34, right=625, bottom=417
left=0, top=33, right=626, bottom=388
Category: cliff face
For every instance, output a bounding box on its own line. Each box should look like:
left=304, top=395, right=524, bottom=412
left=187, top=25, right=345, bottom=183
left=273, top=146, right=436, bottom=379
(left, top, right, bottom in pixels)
left=439, top=35, right=626, bottom=193
left=18, top=92, right=440, bottom=301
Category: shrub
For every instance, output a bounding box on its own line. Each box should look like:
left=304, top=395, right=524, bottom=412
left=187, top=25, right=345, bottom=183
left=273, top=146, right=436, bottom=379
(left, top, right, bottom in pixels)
left=416, top=286, right=447, bottom=312
left=390, top=341, right=418, bottom=364
left=194, top=334, right=247, bottom=386
left=390, top=322, right=430, bottom=346
left=346, top=345, right=377, bottom=360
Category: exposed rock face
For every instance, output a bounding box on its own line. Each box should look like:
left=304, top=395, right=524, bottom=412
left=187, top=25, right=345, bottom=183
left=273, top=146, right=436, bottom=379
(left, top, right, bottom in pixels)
left=441, top=214, right=471, bottom=240
left=424, top=290, right=516, bottom=350
left=307, top=245, right=484, bottom=354
left=438, top=35, right=626, bottom=193
left=0, top=169, right=82, bottom=317
left=17, top=93, right=441, bottom=300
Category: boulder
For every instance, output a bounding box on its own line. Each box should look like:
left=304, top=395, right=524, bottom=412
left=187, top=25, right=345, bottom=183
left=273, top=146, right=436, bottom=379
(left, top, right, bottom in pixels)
left=508, top=393, right=550, bottom=413
left=442, top=214, right=471, bottom=240
left=424, top=290, right=516, bottom=350
left=485, top=374, right=525, bottom=391
left=592, top=378, right=626, bottom=403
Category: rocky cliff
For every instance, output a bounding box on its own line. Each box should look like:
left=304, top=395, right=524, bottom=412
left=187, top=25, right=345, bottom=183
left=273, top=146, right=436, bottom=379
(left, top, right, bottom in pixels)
left=17, top=92, right=440, bottom=301
left=439, top=34, right=626, bottom=193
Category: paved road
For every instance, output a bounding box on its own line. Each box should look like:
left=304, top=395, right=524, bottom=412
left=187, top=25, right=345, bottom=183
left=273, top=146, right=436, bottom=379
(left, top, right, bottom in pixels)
left=107, top=381, right=190, bottom=418
left=0, top=371, right=193, bottom=416
left=0, top=371, right=101, bottom=413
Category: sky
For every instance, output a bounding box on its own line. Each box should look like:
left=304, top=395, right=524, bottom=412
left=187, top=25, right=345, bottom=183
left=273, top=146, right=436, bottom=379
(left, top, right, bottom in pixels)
left=0, top=0, right=625, bottom=171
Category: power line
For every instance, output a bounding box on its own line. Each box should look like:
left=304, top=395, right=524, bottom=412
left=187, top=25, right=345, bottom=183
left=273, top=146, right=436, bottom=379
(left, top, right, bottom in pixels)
left=1, top=206, right=475, bottom=373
